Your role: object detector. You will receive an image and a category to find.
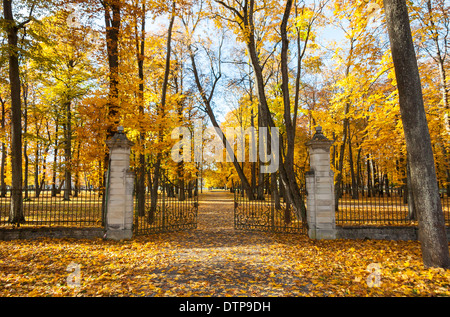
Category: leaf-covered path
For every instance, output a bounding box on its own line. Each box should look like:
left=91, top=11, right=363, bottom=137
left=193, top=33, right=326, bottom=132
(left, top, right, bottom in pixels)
left=0, top=190, right=449, bottom=297
left=148, top=190, right=306, bottom=296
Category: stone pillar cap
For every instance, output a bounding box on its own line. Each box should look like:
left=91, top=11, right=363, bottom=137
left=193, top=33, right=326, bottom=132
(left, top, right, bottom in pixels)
left=106, top=126, right=135, bottom=149
left=306, top=126, right=333, bottom=148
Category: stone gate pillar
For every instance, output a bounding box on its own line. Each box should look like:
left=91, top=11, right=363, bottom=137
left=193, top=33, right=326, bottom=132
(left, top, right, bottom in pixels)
left=305, top=126, right=336, bottom=239
left=105, top=127, right=135, bottom=240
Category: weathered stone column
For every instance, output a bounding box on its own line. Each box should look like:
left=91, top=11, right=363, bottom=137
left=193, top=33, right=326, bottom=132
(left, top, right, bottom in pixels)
left=305, top=126, right=336, bottom=239
left=105, top=127, right=135, bottom=240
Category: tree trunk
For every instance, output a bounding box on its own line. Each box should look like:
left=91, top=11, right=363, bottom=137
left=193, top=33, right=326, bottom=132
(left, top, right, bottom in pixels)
left=63, top=101, right=72, bottom=201
left=73, top=137, right=81, bottom=198
left=356, top=146, right=362, bottom=197
left=279, top=173, right=285, bottom=199
left=384, top=0, right=450, bottom=268
left=384, top=173, right=391, bottom=197
left=250, top=109, right=256, bottom=196
left=279, top=0, right=306, bottom=221
left=1, top=97, right=8, bottom=197
left=38, top=150, right=47, bottom=196
left=51, top=115, right=59, bottom=197
left=0, top=140, right=7, bottom=197
left=335, top=116, right=349, bottom=209
left=331, top=132, right=336, bottom=170
left=367, top=155, right=373, bottom=198
left=103, top=0, right=121, bottom=138
left=447, top=168, right=450, bottom=198
left=149, top=160, right=159, bottom=224
left=178, top=161, right=186, bottom=202
left=150, top=1, right=176, bottom=221
left=437, top=54, right=449, bottom=132
left=370, top=158, right=376, bottom=197
left=23, top=82, right=29, bottom=200
left=136, top=2, right=146, bottom=217
left=34, top=143, right=40, bottom=198
left=406, top=160, right=416, bottom=220
left=348, top=126, right=358, bottom=199
left=188, top=180, right=193, bottom=198
left=4, top=0, right=24, bottom=224
left=271, top=173, right=281, bottom=211
left=256, top=112, right=265, bottom=200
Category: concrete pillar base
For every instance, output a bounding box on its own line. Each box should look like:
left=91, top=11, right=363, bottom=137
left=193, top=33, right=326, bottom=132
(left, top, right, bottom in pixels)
left=308, top=229, right=336, bottom=240
left=105, top=229, right=133, bottom=240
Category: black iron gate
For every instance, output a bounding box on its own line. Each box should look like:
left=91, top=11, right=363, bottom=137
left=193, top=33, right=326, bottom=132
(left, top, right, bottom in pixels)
left=133, top=170, right=198, bottom=235
left=233, top=184, right=306, bottom=234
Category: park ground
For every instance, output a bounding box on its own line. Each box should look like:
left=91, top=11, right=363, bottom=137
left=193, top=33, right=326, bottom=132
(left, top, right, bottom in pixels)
left=0, top=190, right=449, bottom=297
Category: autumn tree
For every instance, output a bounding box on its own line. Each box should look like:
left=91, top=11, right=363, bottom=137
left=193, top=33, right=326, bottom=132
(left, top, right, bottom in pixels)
left=180, top=2, right=257, bottom=200
left=412, top=0, right=449, bottom=131
left=2, top=0, right=37, bottom=224
left=28, top=9, right=96, bottom=200
left=212, top=0, right=329, bottom=219
left=323, top=0, right=391, bottom=206
left=412, top=0, right=450, bottom=196
left=383, top=0, right=450, bottom=268
left=145, top=0, right=176, bottom=220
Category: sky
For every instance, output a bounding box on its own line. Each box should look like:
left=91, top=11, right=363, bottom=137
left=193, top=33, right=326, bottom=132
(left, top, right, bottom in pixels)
left=142, top=3, right=350, bottom=124
left=61, top=1, right=359, bottom=125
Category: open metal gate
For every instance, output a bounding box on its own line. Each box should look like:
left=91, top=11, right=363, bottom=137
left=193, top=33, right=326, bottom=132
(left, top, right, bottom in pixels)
left=133, top=170, right=198, bottom=235
left=233, top=184, right=306, bottom=234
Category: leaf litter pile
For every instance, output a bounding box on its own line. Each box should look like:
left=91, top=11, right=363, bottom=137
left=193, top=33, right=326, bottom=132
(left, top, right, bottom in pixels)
left=0, top=191, right=449, bottom=297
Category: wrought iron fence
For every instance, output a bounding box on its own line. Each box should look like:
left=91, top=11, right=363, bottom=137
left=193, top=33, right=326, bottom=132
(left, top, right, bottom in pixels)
left=0, top=188, right=104, bottom=227
left=336, top=186, right=450, bottom=227
left=233, top=183, right=307, bottom=234
left=133, top=172, right=198, bottom=235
